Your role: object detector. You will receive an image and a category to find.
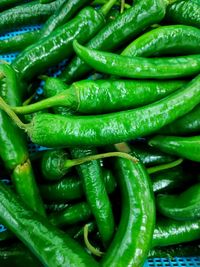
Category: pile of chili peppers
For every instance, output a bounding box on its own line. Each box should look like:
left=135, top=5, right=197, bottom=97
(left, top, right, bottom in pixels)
left=0, top=0, right=200, bottom=266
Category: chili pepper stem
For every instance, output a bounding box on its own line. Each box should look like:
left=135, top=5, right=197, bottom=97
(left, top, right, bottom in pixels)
left=0, top=97, right=28, bottom=131
left=84, top=224, right=104, bottom=257
left=100, top=0, right=118, bottom=16
left=64, top=151, right=138, bottom=169
left=12, top=91, right=72, bottom=114
left=120, top=0, right=125, bottom=13
left=147, top=158, right=183, bottom=174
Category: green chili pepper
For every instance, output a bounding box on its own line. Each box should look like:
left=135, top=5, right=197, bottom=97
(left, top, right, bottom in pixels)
left=39, top=169, right=116, bottom=202
left=60, top=0, right=167, bottom=83
left=149, top=135, right=200, bottom=162
left=45, top=203, right=69, bottom=213
left=13, top=79, right=186, bottom=115
left=148, top=243, right=200, bottom=258
left=0, top=64, right=45, bottom=215
left=153, top=217, right=200, bottom=247
left=0, top=0, right=25, bottom=11
left=0, top=0, right=65, bottom=34
left=129, top=142, right=176, bottom=167
left=0, top=182, right=99, bottom=267
left=157, top=183, right=200, bottom=220
left=41, top=148, right=136, bottom=180
left=151, top=166, right=190, bottom=194
left=73, top=40, right=200, bottom=79
left=159, top=104, right=200, bottom=135
left=0, top=242, right=42, bottom=267
left=40, top=0, right=92, bottom=38
left=71, top=148, right=115, bottom=247
left=40, top=0, right=55, bottom=3
left=122, top=25, right=200, bottom=57
left=12, top=1, right=116, bottom=84
left=3, top=73, right=200, bottom=148
left=165, top=0, right=200, bottom=28
left=49, top=202, right=92, bottom=227
left=101, top=155, right=155, bottom=267
left=0, top=31, right=40, bottom=54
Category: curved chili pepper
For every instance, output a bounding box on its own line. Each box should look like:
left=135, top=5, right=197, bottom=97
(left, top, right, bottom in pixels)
left=73, top=40, right=200, bottom=79
left=157, top=183, right=200, bottom=220
left=4, top=74, right=200, bottom=148
left=165, top=0, right=200, bottom=28
left=149, top=135, right=200, bottom=162
left=12, top=1, right=116, bottom=84
left=40, top=0, right=92, bottom=38
left=49, top=202, right=92, bottom=227
left=39, top=169, right=116, bottom=202
left=60, top=0, right=167, bottom=83
left=0, top=0, right=65, bottom=34
left=122, top=25, right=200, bottom=57
left=0, top=182, right=99, bottom=267
left=0, top=31, right=40, bottom=54
left=0, top=64, right=45, bottom=215
left=13, top=78, right=186, bottom=114
left=153, top=216, right=200, bottom=247
left=159, top=104, right=200, bottom=135
left=101, top=155, right=155, bottom=267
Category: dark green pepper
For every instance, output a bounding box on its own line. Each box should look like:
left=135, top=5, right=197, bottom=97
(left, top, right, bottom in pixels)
left=149, top=135, right=200, bottom=162
left=39, top=169, right=116, bottom=202
left=101, top=154, right=155, bottom=267
left=71, top=148, right=115, bottom=247
left=0, top=182, right=99, bottom=267
left=73, top=40, right=200, bottom=79
left=159, top=104, right=200, bottom=135
left=12, top=1, right=116, bottom=84
left=49, top=202, right=92, bottom=227
left=153, top=216, right=200, bottom=247
left=60, top=0, right=167, bottom=83
left=0, top=31, right=40, bottom=54
left=165, top=0, right=200, bottom=28
left=157, top=183, right=200, bottom=220
left=0, top=64, right=45, bottom=215
left=0, top=0, right=65, bottom=34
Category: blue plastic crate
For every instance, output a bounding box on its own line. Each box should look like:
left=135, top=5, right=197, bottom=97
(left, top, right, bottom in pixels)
left=0, top=25, right=199, bottom=267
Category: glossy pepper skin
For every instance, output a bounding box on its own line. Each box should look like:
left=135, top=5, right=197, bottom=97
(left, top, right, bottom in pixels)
left=0, top=182, right=99, bottom=267
left=40, top=0, right=92, bottom=38
left=12, top=7, right=105, bottom=83
left=149, top=135, right=200, bottom=162
left=122, top=25, right=200, bottom=57
left=165, top=0, right=200, bottom=28
left=60, top=0, right=166, bottom=83
left=39, top=169, right=116, bottom=202
left=0, top=31, right=40, bottom=54
left=0, top=64, right=45, bottom=215
left=153, top=217, right=200, bottom=247
left=101, top=156, right=155, bottom=267
left=151, top=166, right=189, bottom=194
left=159, top=104, right=200, bottom=135
left=148, top=243, right=200, bottom=258
left=71, top=148, right=115, bottom=247
left=73, top=41, right=200, bottom=79
left=15, top=79, right=186, bottom=115
left=49, top=202, right=92, bottom=227
left=25, top=74, right=200, bottom=147
left=157, top=183, right=200, bottom=220
left=0, top=0, right=65, bottom=34
left=129, top=142, right=176, bottom=167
